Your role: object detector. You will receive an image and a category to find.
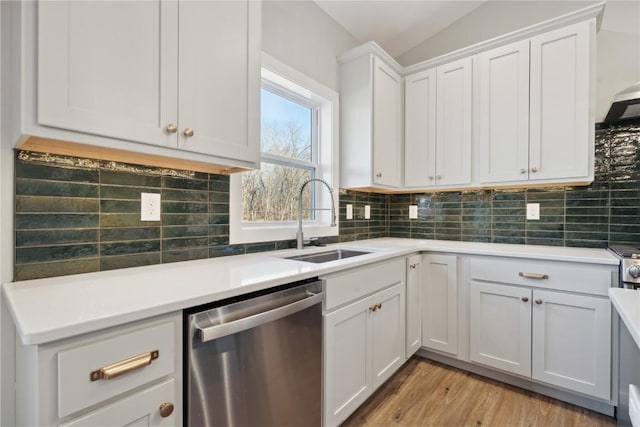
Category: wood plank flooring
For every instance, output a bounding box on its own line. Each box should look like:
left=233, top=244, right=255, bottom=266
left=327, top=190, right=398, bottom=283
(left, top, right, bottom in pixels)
left=342, top=357, right=615, bottom=427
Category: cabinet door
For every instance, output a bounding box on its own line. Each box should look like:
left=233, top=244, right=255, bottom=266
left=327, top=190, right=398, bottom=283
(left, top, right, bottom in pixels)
left=531, top=289, right=611, bottom=400
left=324, top=297, right=372, bottom=427
left=422, top=255, right=458, bottom=355
left=177, top=0, right=260, bottom=165
left=60, top=379, right=177, bottom=427
left=529, top=20, right=593, bottom=181
left=404, top=68, right=436, bottom=188
left=371, top=282, right=406, bottom=389
left=436, top=57, right=472, bottom=187
left=406, top=255, right=422, bottom=357
left=477, top=40, right=530, bottom=184
left=37, top=1, right=178, bottom=147
left=372, top=56, right=402, bottom=188
left=469, top=282, right=532, bottom=376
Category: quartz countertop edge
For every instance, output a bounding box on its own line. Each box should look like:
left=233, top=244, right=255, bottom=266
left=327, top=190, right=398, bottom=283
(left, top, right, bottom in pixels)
left=609, top=288, right=640, bottom=349
left=3, top=238, right=620, bottom=346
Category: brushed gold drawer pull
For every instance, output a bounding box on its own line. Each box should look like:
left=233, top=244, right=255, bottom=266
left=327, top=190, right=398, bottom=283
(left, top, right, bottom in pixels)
left=519, top=272, right=549, bottom=280
left=90, top=350, right=159, bottom=382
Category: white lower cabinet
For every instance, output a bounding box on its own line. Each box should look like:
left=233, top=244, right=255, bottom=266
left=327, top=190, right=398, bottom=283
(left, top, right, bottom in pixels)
left=323, top=259, right=406, bottom=427
left=468, top=257, right=613, bottom=400
left=531, top=289, right=611, bottom=399
left=60, top=380, right=176, bottom=427
left=405, top=255, right=422, bottom=357
left=421, top=254, right=458, bottom=355
left=470, top=282, right=532, bottom=377
left=324, top=297, right=372, bottom=426
left=15, top=313, right=182, bottom=426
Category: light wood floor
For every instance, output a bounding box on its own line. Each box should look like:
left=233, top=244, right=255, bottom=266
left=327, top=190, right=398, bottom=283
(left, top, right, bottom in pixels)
left=342, top=357, right=615, bottom=427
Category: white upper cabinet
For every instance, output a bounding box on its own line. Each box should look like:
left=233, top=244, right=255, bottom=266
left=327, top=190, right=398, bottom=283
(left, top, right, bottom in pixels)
left=38, top=1, right=178, bottom=148
left=529, top=21, right=593, bottom=182
left=404, top=68, right=436, bottom=189
left=476, top=40, right=530, bottom=184
left=477, top=21, right=594, bottom=186
left=177, top=1, right=260, bottom=163
left=372, top=57, right=403, bottom=188
left=404, top=58, right=472, bottom=189
left=19, top=0, right=261, bottom=172
left=436, top=58, right=473, bottom=188
left=339, top=46, right=402, bottom=190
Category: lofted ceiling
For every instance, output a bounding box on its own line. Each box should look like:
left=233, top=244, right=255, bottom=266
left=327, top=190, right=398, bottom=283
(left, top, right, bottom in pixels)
left=314, top=0, right=486, bottom=58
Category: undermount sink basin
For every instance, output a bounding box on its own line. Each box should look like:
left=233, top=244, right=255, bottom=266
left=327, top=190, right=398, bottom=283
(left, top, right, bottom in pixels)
left=285, top=249, right=371, bottom=264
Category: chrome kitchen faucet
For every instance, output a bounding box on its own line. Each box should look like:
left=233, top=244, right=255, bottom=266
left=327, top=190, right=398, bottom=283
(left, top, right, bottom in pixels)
left=297, top=178, right=337, bottom=250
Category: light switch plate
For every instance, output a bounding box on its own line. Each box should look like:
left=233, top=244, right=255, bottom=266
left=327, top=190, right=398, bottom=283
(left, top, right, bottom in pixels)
left=346, top=204, right=353, bottom=220
left=141, top=192, right=161, bottom=221
left=364, top=205, right=371, bottom=219
left=409, top=205, right=418, bottom=219
left=526, top=203, right=540, bottom=220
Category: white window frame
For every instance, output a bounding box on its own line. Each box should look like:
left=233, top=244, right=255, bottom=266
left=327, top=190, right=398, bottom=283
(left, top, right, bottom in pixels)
left=230, top=53, right=339, bottom=244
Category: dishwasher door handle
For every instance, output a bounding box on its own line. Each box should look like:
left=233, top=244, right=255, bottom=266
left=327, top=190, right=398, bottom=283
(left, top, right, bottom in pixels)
left=197, top=291, right=323, bottom=343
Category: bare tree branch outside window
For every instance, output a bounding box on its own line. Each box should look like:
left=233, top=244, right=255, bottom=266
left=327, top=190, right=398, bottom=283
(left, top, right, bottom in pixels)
left=242, top=93, right=315, bottom=222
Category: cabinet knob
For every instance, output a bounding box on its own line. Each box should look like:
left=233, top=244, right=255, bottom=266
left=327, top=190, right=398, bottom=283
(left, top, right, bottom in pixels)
left=521, top=296, right=529, bottom=302
left=437, top=175, right=442, bottom=180
left=531, top=167, right=539, bottom=173
left=376, top=172, right=382, bottom=178
left=376, top=303, right=382, bottom=310
left=520, top=168, right=527, bottom=174
left=159, top=402, right=174, bottom=418
left=428, top=176, right=434, bottom=181
left=410, top=264, right=417, bottom=269
left=165, top=124, right=177, bottom=134
left=535, top=299, right=543, bottom=305
left=183, top=128, right=195, bottom=138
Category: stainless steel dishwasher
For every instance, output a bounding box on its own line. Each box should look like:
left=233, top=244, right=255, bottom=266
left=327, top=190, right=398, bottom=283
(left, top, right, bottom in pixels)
left=185, top=278, right=323, bottom=427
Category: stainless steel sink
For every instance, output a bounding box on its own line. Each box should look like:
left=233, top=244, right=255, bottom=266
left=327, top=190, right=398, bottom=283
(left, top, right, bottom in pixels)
left=285, top=249, right=371, bottom=263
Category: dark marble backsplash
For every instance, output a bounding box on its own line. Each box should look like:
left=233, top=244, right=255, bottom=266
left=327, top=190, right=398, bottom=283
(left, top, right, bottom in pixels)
left=13, top=122, right=640, bottom=281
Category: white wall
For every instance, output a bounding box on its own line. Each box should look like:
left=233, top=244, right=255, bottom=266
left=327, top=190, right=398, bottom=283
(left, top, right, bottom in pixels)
left=596, top=1, right=640, bottom=121
left=396, top=0, right=640, bottom=122
left=262, top=1, right=359, bottom=92
left=396, top=1, right=598, bottom=66
left=0, top=2, right=16, bottom=425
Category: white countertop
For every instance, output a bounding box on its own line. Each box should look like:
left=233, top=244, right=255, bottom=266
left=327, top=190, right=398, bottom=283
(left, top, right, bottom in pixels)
left=3, top=238, right=619, bottom=346
left=609, top=288, right=640, bottom=349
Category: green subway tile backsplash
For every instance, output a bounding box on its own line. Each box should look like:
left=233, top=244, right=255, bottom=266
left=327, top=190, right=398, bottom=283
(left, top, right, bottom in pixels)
left=13, top=152, right=301, bottom=281
left=12, top=122, right=640, bottom=281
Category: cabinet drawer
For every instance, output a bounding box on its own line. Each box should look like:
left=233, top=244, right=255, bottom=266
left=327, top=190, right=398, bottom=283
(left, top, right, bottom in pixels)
left=470, top=257, right=613, bottom=296
left=323, top=258, right=404, bottom=311
left=58, top=321, right=177, bottom=418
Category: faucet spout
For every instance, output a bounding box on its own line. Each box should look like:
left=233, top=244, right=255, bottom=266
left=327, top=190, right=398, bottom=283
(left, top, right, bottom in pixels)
left=297, top=178, right=336, bottom=250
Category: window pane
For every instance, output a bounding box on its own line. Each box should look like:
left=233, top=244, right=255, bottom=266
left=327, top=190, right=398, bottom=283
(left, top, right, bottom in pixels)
left=242, top=163, right=313, bottom=222
left=261, top=89, right=312, bottom=162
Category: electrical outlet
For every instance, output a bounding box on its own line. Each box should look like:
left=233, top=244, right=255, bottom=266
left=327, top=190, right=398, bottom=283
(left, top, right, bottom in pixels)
left=526, top=203, right=540, bottom=220
left=364, top=205, right=371, bottom=219
left=346, top=204, right=353, bottom=220
left=141, top=193, right=161, bottom=221
left=409, top=205, right=418, bottom=219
